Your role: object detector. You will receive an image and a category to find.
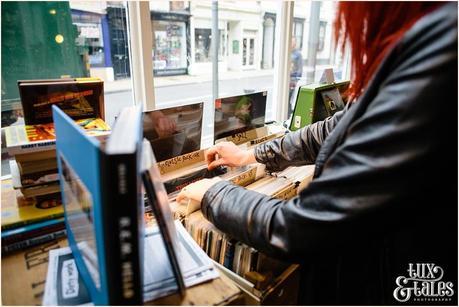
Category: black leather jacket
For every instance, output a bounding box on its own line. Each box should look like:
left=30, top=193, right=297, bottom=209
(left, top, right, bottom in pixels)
left=202, top=3, right=458, bottom=304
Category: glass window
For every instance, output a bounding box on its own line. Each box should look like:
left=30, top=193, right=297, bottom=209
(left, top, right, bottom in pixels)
left=153, top=19, right=188, bottom=72
left=262, top=13, right=276, bottom=70
left=71, top=12, right=106, bottom=67
left=1, top=1, right=134, bottom=176
left=195, top=28, right=212, bottom=63
left=293, top=19, right=305, bottom=50
left=318, top=21, right=327, bottom=52
left=194, top=28, right=225, bottom=63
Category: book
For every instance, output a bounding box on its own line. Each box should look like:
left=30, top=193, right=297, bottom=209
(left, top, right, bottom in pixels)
left=17, top=158, right=57, bottom=175
left=20, top=182, right=61, bottom=198
left=14, top=149, right=56, bottom=163
left=10, top=159, right=58, bottom=189
left=42, top=222, right=219, bottom=305
left=2, top=228, right=67, bottom=254
left=19, top=78, right=105, bottom=125
left=4, top=118, right=111, bottom=155
left=1, top=179, right=63, bottom=230
left=1, top=217, right=66, bottom=254
left=53, top=104, right=144, bottom=305
left=1, top=217, right=65, bottom=244
left=141, top=163, right=186, bottom=297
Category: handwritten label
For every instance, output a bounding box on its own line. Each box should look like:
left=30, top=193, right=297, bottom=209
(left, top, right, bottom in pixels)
left=250, top=134, right=278, bottom=146
left=230, top=167, right=257, bottom=187
left=61, top=259, right=79, bottom=299
left=157, top=150, right=204, bottom=174
left=232, top=132, right=249, bottom=144
left=224, top=126, right=272, bottom=145
left=273, top=184, right=297, bottom=200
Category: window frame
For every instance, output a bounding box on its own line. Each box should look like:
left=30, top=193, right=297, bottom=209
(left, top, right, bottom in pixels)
left=126, top=1, right=156, bottom=111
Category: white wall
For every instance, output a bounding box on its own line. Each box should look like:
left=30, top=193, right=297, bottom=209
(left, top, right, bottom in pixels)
left=69, top=1, right=107, bottom=13
left=149, top=1, right=170, bottom=12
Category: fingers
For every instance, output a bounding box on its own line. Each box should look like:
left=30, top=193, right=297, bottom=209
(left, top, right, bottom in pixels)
left=176, top=188, right=189, bottom=203
left=205, top=146, right=220, bottom=164
left=208, top=158, right=226, bottom=170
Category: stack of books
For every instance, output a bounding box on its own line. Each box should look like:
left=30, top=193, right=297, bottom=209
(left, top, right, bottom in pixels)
left=1, top=78, right=111, bottom=254
left=1, top=178, right=66, bottom=253
left=6, top=118, right=110, bottom=199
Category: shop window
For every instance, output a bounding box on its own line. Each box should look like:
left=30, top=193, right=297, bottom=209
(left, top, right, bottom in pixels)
left=262, top=14, right=276, bottom=69
left=318, top=21, right=327, bottom=52
left=72, top=12, right=106, bottom=67
left=293, top=19, right=304, bottom=50
left=195, top=28, right=212, bottom=63
left=194, top=28, right=225, bottom=63
left=152, top=20, right=188, bottom=72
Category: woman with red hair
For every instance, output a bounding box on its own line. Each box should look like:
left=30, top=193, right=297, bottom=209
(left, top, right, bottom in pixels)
left=178, top=2, right=457, bottom=304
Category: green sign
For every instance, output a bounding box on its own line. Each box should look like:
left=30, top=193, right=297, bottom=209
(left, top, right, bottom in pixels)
left=232, top=40, right=239, bottom=54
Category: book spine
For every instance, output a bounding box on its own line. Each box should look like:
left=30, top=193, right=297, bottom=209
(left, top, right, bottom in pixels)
left=7, top=141, right=56, bottom=156
left=2, top=222, right=65, bottom=245
left=101, top=152, right=142, bottom=305
left=2, top=229, right=67, bottom=254
left=1, top=213, right=65, bottom=231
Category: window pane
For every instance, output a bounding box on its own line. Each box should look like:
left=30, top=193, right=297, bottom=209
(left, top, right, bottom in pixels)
left=1, top=1, right=134, bottom=175
left=195, top=28, right=212, bottom=63
left=153, top=19, right=188, bottom=72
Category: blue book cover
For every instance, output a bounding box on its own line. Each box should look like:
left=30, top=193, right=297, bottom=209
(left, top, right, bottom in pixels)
left=53, top=105, right=144, bottom=305
left=1, top=217, right=64, bottom=239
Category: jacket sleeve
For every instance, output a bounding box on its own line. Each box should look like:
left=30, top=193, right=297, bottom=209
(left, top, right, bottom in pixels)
left=201, top=6, right=457, bottom=261
left=254, top=109, right=346, bottom=172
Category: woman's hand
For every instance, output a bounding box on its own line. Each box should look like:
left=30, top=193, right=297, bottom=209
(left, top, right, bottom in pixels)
left=148, top=111, right=176, bottom=137
left=205, top=142, right=256, bottom=170
left=176, top=177, right=222, bottom=203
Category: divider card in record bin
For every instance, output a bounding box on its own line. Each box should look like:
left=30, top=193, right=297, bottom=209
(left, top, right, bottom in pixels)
left=143, top=102, right=204, bottom=163
left=214, top=91, right=267, bottom=142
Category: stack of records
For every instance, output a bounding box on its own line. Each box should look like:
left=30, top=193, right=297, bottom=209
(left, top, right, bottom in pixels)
left=184, top=210, right=288, bottom=293
left=168, top=163, right=314, bottom=287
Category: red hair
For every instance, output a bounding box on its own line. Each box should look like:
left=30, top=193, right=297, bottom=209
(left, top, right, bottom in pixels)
left=334, top=2, right=442, bottom=100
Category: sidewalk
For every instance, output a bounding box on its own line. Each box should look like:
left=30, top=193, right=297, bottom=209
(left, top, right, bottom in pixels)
left=103, top=68, right=274, bottom=94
